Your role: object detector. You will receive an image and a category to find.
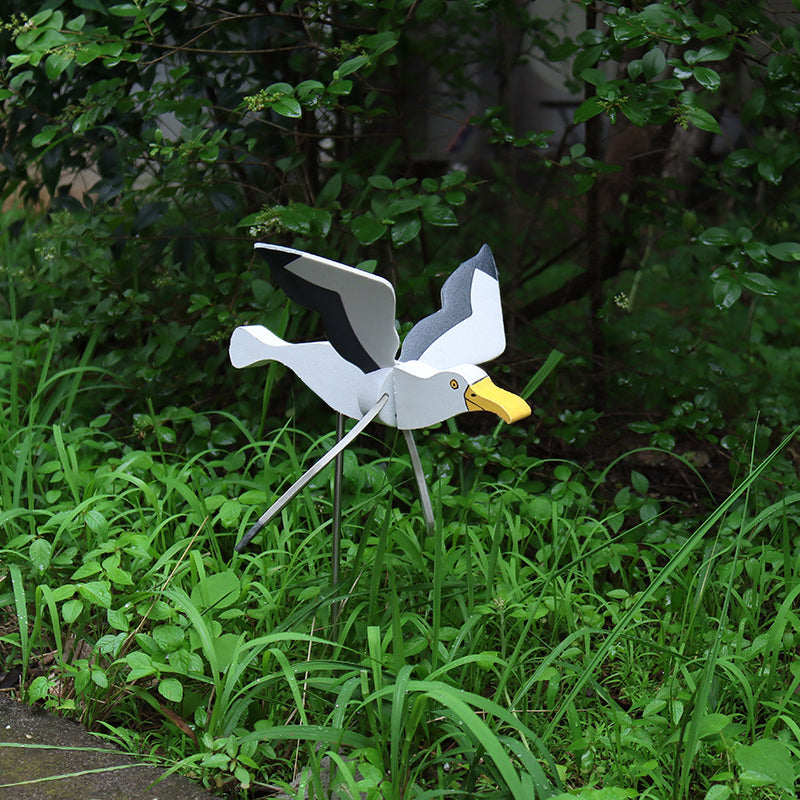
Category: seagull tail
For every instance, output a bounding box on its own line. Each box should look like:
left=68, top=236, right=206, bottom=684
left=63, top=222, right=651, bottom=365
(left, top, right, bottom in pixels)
left=229, top=325, right=292, bottom=369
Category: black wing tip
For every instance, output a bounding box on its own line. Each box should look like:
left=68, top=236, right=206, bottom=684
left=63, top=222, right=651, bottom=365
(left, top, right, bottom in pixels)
left=254, top=243, right=298, bottom=270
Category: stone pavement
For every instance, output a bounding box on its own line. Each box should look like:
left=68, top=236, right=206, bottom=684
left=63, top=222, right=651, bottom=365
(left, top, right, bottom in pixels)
left=0, top=693, right=223, bottom=800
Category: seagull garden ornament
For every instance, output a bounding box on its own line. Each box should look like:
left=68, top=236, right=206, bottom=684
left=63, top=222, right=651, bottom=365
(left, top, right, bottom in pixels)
left=230, top=243, right=530, bottom=552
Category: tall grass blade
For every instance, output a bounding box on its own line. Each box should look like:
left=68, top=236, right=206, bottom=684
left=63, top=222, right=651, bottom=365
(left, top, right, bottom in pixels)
left=543, top=425, right=799, bottom=742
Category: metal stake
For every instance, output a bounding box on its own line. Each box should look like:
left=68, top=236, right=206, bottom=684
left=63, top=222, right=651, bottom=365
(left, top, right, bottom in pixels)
left=332, top=412, right=344, bottom=587
left=402, top=429, right=435, bottom=535
left=235, top=395, right=388, bottom=553
left=331, top=412, right=345, bottom=633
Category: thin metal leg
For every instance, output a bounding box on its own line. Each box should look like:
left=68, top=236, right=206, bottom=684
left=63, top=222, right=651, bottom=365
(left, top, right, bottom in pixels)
left=331, top=413, right=345, bottom=636
left=332, top=413, right=344, bottom=586
left=402, top=429, right=435, bottom=535
left=235, top=395, right=388, bottom=552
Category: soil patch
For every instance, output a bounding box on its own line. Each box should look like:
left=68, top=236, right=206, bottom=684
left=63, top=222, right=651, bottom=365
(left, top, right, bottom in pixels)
left=0, top=693, right=221, bottom=800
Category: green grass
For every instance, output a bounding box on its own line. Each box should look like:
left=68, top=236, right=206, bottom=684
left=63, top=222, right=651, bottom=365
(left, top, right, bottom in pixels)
left=2, top=231, right=800, bottom=799
left=2, top=343, right=800, bottom=799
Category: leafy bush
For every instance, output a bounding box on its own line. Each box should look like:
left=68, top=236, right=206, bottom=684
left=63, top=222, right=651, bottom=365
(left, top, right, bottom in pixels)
left=4, top=2, right=800, bottom=798
left=4, top=0, right=800, bottom=431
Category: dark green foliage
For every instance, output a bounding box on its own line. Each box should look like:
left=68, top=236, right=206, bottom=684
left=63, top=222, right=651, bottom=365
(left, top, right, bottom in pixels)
left=4, top=2, right=800, bottom=797
left=3, top=0, right=800, bottom=432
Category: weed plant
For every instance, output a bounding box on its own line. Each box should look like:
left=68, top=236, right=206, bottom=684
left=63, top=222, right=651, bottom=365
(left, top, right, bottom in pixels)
left=2, top=220, right=800, bottom=800
left=2, top=321, right=800, bottom=800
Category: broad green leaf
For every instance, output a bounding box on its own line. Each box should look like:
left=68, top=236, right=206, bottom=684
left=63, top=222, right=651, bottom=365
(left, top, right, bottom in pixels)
left=62, top=598, right=84, bottom=623
left=351, top=214, right=387, bottom=245
left=642, top=46, right=666, bottom=80
left=278, top=204, right=331, bottom=236
left=84, top=508, right=108, bottom=535
left=693, top=66, right=721, bottom=91
left=697, top=713, right=731, bottom=738
left=621, top=100, right=650, bottom=126
left=577, top=28, right=605, bottom=46
left=28, top=8, right=55, bottom=26
left=105, top=563, right=133, bottom=586
left=743, top=88, right=766, bottom=123
left=316, top=173, right=342, bottom=206
left=271, top=95, right=301, bottom=118
left=768, top=241, right=800, bottom=261
left=441, top=170, right=466, bottom=187
left=28, top=676, right=52, bottom=703
left=445, top=189, right=466, bottom=205
left=573, top=96, right=604, bottom=123
left=734, top=740, right=795, bottom=792
left=109, top=4, right=141, bottom=16
left=367, top=174, right=393, bottom=190
left=327, top=79, right=353, bottom=96
left=713, top=276, right=742, bottom=309
left=362, top=31, right=398, bottom=56
left=630, top=470, right=649, bottom=495
left=572, top=44, right=602, bottom=75
left=699, top=227, right=734, bottom=246
left=743, top=241, right=769, bottom=263
left=740, top=272, right=777, bottom=296
left=32, top=125, right=59, bottom=148
left=91, top=668, right=109, bottom=688
left=15, top=28, right=43, bottom=51
left=107, top=608, right=130, bottom=632
left=627, top=60, right=643, bottom=81
left=417, top=0, right=447, bottom=21
left=334, top=55, right=369, bottom=79
left=218, top=499, right=241, bottom=528
left=529, top=497, right=552, bottom=521
left=125, top=651, right=158, bottom=681
left=390, top=214, right=421, bottom=246
left=29, top=538, right=52, bottom=571
left=422, top=200, right=458, bottom=226
left=158, top=677, right=184, bottom=702
left=685, top=106, right=721, bottom=133
left=386, top=197, right=424, bottom=217
left=727, top=149, right=757, bottom=168
left=78, top=580, right=112, bottom=608
left=295, top=79, right=324, bottom=99
left=66, top=14, right=86, bottom=31
left=73, top=562, right=101, bottom=580
left=191, top=413, right=211, bottom=437
left=580, top=68, right=608, bottom=86
left=153, top=624, right=185, bottom=653
left=757, top=159, right=782, bottom=184
left=695, top=43, right=731, bottom=62
left=767, top=53, right=792, bottom=81
left=45, top=52, right=73, bottom=80
left=574, top=173, right=595, bottom=193
left=191, top=571, right=241, bottom=610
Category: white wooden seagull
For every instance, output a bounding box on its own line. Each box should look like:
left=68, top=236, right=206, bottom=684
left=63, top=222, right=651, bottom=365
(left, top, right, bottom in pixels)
left=230, top=243, right=530, bottom=550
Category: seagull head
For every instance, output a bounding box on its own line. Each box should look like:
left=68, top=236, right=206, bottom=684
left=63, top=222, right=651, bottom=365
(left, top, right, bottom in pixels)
left=393, top=361, right=531, bottom=429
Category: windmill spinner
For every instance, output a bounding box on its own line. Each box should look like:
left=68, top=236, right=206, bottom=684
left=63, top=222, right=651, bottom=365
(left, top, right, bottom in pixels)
left=230, top=243, right=530, bottom=553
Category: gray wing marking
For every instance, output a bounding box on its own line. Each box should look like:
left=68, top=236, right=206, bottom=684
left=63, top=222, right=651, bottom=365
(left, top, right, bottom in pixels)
left=399, top=244, right=506, bottom=368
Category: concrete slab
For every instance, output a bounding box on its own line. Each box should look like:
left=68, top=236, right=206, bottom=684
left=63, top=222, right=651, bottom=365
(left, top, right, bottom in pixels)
left=0, top=693, right=223, bottom=800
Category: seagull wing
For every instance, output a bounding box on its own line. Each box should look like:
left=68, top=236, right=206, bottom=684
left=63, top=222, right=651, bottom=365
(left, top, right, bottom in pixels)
left=399, top=244, right=506, bottom=369
left=254, top=244, right=399, bottom=372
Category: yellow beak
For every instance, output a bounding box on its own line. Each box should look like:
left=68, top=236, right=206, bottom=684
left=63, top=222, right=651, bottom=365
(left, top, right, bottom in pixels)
left=465, top=377, right=531, bottom=423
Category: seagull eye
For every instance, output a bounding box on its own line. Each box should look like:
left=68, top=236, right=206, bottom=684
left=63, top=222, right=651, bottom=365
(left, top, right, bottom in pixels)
left=450, top=379, right=459, bottom=389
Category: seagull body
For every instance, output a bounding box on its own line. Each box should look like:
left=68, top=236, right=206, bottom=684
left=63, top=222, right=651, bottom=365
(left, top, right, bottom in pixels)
left=229, top=243, right=530, bottom=430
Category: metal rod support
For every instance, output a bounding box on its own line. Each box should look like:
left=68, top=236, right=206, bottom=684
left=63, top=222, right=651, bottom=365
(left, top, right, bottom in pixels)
left=402, top=429, right=435, bottom=535
left=235, top=395, right=388, bottom=552
left=332, top=412, right=345, bottom=587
